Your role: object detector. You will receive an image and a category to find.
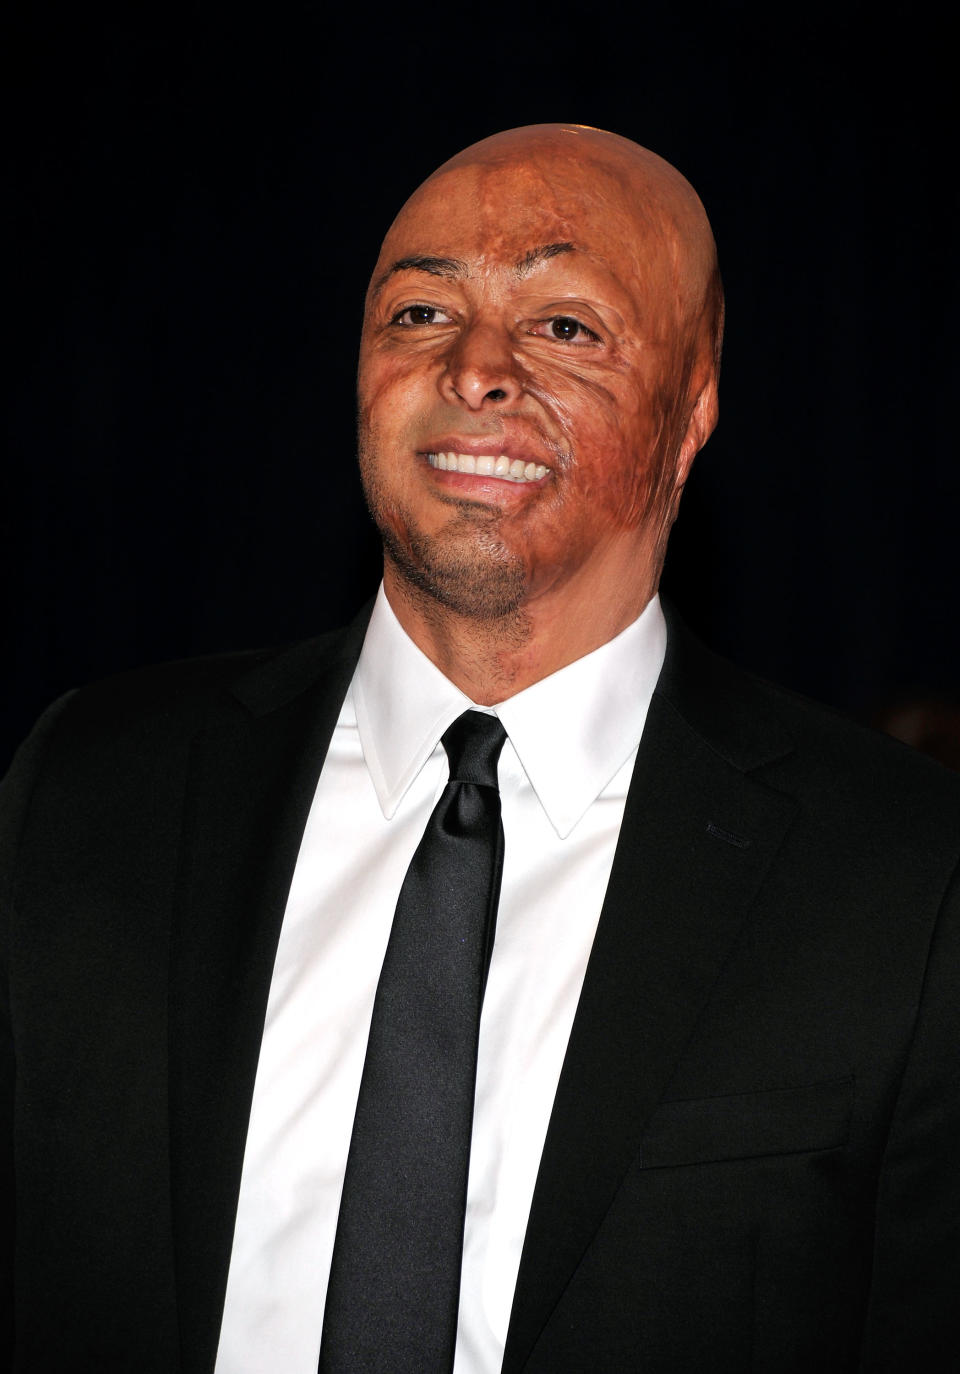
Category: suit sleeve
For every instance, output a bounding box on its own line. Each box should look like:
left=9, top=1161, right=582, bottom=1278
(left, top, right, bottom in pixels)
left=0, top=694, right=77, bottom=1371
left=859, top=857, right=960, bottom=1371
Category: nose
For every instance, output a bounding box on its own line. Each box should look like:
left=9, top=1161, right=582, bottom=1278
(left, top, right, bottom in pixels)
left=440, top=320, right=524, bottom=410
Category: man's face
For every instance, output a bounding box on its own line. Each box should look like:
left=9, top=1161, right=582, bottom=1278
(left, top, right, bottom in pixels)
left=358, top=144, right=711, bottom=624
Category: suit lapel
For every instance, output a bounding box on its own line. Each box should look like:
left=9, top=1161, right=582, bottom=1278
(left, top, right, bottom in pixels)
left=167, top=618, right=366, bottom=1373
left=503, top=626, right=797, bottom=1372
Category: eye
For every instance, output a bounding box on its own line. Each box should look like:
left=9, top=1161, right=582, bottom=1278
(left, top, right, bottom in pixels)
left=532, top=315, right=601, bottom=344
left=390, top=304, right=453, bottom=326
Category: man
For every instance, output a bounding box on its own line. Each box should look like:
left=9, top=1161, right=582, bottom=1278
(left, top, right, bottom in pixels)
left=1, top=124, right=958, bottom=1373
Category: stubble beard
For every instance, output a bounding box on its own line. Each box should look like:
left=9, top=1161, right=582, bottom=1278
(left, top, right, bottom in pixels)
left=377, top=500, right=530, bottom=624
left=360, top=439, right=530, bottom=626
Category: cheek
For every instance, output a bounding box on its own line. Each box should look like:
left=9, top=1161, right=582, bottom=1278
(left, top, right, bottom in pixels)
left=357, top=360, right=437, bottom=505
left=548, top=374, right=666, bottom=528
left=357, top=371, right=413, bottom=516
left=359, top=360, right=409, bottom=436
left=359, top=344, right=438, bottom=429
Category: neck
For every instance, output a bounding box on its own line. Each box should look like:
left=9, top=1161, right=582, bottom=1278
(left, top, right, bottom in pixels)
left=383, top=562, right=660, bottom=705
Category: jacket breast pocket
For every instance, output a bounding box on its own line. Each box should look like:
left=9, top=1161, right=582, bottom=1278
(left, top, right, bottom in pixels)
left=638, top=1075, right=853, bottom=1168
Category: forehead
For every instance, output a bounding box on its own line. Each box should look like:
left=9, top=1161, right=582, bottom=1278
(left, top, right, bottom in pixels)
left=374, top=155, right=668, bottom=283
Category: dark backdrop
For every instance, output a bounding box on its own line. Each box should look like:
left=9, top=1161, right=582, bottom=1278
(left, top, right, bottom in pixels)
left=6, top=3, right=958, bottom=771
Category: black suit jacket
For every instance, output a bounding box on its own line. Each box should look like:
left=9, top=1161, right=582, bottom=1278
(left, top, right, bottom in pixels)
left=2, top=608, right=959, bottom=1372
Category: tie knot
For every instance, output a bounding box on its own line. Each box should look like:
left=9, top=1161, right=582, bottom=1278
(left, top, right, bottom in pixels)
left=441, top=710, right=507, bottom=788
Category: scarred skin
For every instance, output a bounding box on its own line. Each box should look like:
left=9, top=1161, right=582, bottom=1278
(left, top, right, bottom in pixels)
left=358, top=123, right=724, bottom=703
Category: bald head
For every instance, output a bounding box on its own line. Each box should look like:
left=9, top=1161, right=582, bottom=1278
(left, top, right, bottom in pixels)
left=371, top=123, right=723, bottom=377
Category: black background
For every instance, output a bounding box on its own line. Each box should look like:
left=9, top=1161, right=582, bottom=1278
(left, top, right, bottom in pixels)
left=6, top=2, right=958, bottom=771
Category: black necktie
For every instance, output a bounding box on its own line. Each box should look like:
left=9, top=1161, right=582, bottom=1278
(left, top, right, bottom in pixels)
left=319, top=710, right=508, bottom=1373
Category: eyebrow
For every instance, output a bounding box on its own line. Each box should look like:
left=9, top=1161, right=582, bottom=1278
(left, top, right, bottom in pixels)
left=515, top=242, right=576, bottom=277
left=371, top=255, right=468, bottom=297
left=371, top=242, right=577, bottom=297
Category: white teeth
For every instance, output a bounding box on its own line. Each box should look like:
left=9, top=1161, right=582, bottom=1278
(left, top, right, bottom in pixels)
left=427, top=452, right=551, bottom=483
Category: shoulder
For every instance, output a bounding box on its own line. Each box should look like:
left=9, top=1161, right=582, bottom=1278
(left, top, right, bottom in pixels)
left=0, top=608, right=371, bottom=866
left=658, top=609, right=960, bottom=854
left=11, top=611, right=368, bottom=765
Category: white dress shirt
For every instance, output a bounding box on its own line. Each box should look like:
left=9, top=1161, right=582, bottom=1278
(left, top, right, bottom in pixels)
left=215, top=587, right=667, bottom=1373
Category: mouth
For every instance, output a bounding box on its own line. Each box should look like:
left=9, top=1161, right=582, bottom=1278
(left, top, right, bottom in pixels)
left=426, top=451, right=551, bottom=484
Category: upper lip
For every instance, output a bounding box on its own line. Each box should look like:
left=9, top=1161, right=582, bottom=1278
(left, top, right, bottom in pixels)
left=420, top=435, right=557, bottom=468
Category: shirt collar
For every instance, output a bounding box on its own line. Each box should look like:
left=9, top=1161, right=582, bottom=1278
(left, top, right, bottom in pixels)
left=353, top=585, right=667, bottom=838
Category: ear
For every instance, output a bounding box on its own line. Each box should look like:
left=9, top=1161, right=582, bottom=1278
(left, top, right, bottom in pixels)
left=673, top=374, right=719, bottom=491
left=660, top=375, right=718, bottom=532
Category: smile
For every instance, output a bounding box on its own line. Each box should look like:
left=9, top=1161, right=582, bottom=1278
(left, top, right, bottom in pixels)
left=427, top=452, right=550, bottom=483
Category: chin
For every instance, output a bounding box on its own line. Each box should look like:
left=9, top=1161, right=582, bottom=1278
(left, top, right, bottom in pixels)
left=382, top=523, right=529, bottom=623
